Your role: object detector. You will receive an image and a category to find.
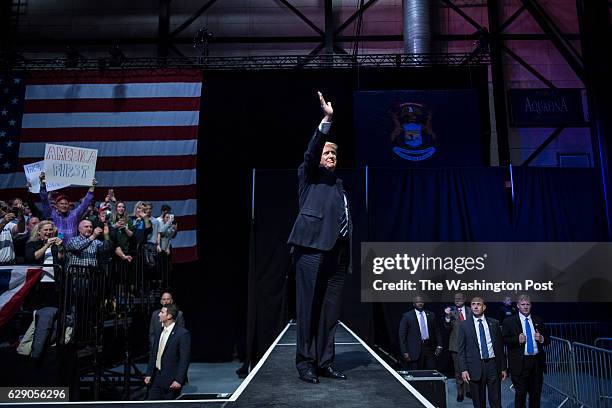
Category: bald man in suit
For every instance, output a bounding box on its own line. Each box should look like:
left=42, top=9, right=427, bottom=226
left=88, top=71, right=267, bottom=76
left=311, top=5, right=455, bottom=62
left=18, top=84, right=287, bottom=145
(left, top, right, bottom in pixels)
left=457, top=297, right=507, bottom=408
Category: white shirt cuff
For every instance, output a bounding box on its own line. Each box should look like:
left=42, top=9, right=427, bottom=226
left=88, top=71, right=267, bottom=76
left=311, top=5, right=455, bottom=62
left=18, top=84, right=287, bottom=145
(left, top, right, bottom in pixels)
left=318, top=121, right=331, bottom=134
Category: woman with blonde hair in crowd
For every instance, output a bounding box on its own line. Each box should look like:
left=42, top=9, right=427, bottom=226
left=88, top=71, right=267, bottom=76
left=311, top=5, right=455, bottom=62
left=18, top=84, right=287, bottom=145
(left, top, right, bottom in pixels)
left=25, top=220, right=64, bottom=265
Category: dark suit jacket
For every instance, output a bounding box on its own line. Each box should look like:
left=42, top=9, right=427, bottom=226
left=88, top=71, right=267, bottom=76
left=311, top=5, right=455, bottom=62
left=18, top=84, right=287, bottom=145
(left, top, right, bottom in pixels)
left=502, top=314, right=549, bottom=376
left=399, top=309, right=443, bottom=361
left=457, top=316, right=506, bottom=381
left=149, top=309, right=184, bottom=350
left=147, top=324, right=191, bottom=387
left=287, top=128, right=352, bottom=252
left=444, top=305, right=472, bottom=353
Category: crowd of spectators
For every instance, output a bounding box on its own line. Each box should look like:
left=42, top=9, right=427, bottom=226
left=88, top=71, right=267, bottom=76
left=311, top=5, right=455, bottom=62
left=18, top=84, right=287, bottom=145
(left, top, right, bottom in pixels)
left=0, top=172, right=178, bottom=270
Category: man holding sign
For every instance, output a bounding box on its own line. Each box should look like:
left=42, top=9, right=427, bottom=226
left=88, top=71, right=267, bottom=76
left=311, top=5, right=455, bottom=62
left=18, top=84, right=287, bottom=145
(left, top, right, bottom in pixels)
left=39, top=172, right=97, bottom=242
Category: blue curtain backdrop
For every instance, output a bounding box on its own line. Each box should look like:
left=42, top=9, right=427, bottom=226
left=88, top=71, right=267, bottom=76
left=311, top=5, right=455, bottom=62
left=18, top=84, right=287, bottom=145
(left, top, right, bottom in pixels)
left=512, top=167, right=609, bottom=241
left=368, top=167, right=513, bottom=241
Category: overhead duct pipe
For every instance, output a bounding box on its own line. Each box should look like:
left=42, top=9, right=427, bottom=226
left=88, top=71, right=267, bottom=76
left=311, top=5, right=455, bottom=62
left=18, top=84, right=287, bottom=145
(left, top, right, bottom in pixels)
left=402, top=0, right=431, bottom=54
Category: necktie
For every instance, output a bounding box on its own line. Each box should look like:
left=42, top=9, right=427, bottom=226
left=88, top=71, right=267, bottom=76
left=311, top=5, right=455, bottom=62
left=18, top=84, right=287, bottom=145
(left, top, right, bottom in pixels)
left=459, top=309, right=465, bottom=321
left=156, top=327, right=170, bottom=370
left=525, top=317, right=534, bottom=355
left=339, top=193, right=349, bottom=237
left=478, top=319, right=489, bottom=359
left=419, top=311, right=429, bottom=340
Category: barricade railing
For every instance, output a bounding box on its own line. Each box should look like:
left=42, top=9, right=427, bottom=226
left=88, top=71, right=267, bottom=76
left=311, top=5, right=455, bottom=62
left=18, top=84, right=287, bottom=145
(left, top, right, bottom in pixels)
left=573, top=342, right=612, bottom=408
left=61, top=264, right=106, bottom=346
left=594, top=338, right=612, bottom=350
left=543, top=336, right=579, bottom=408
left=547, top=322, right=609, bottom=345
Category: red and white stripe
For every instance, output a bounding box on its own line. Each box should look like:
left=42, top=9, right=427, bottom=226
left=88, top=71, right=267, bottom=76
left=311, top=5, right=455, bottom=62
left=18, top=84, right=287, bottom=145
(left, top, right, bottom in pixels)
left=0, top=266, right=44, bottom=328
left=0, top=70, right=201, bottom=263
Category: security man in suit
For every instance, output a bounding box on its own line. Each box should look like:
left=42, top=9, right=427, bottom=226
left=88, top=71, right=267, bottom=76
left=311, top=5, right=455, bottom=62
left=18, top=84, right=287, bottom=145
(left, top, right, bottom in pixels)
left=399, top=295, right=443, bottom=370
left=457, top=297, right=507, bottom=408
left=145, top=304, right=191, bottom=400
left=502, top=294, right=549, bottom=408
left=149, top=291, right=185, bottom=351
left=288, top=92, right=351, bottom=384
left=444, top=292, right=472, bottom=401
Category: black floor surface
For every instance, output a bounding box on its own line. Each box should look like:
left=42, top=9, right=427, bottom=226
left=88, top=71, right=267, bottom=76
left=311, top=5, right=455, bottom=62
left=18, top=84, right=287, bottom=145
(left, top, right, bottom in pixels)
left=228, top=323, right=427, bottom=408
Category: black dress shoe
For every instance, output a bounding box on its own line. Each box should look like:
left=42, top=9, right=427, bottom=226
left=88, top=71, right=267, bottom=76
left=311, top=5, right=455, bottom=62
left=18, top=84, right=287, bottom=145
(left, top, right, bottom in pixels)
left=299, top=369, right=319, bottom=384
left=319, top=366, right=347, bottom=380
left=457, top=394, right=464, bottom=402
left=466, top=392, right=472, bottom=399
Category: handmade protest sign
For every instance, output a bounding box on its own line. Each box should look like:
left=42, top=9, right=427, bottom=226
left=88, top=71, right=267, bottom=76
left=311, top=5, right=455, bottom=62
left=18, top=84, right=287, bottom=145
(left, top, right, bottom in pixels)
left=23, top=161, right=70, bottom=193
left=43, top=144, right=98, bottom=186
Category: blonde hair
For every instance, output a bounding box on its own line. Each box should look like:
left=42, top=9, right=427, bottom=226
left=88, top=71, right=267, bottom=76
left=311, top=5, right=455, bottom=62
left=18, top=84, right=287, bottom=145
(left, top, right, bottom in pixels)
left=132, top=201, right=144, bottom=217
left=29, top=220, right=57, bottom=242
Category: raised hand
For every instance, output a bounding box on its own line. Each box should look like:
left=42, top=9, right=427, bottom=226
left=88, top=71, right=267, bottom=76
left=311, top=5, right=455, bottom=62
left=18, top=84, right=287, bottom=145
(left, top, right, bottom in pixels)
left=318, top=91, right=333, bottom=120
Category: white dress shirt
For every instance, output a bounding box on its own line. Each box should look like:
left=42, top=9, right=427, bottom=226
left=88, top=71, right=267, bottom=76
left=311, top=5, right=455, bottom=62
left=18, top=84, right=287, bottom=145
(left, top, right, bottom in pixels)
left=519, top=313, right=539, bottom=355
left=415, top=309, right=430, bottom=340
left=472, top=315, right=495, bottom=359
left=155, top=322, right=175, bottom=370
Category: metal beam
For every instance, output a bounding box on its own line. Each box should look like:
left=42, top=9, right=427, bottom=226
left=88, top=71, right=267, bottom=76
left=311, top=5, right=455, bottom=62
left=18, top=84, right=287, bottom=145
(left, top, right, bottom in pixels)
left=578, top=0, right=612, bottom=239
left=439, top=0, right=483, bottom=30
left=522, top=127, right=564, bottom=166
left=434, top=33, right=581, bottom=41
left=520, top=0, right=584, bottom=82
left=487, top=0, right=510, bottom=166
left=158, top=0, right=171, bottom=57
left=500, top=44, right=556, bottom=89
left=334, top=0, right=381, bottom=35
left=324, top=0, right=334, bottom=54
left=170, top=0, right=221, bottom=39
left=275, top=0, right=325, bottom=36
left=499, top=5, right=526, bottom=32
left=1, top=54, right=490, bottom=71
left=0, top=0, right=13, bottom=55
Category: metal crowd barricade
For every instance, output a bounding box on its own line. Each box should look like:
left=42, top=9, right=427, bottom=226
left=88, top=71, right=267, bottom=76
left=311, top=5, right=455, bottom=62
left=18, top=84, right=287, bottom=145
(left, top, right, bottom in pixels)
left=594, top=338, right=612, bottom=350
left=544, top=336, right=579, bottom=408
left=573, top=342, right=612, bottom=408
left=61, top=264, right=106, bottom=346
left=547, top=322, right=607, bottom=344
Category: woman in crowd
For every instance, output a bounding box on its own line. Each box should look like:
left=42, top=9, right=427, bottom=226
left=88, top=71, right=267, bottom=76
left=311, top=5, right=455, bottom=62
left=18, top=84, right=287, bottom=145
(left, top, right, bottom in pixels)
left=111, top=201, right=134, bottom=262
left=157, top=213, right=178, bottom=255
left=130, top=201, right=152, bottom=248
left=25, top=220, right=64, bottom=265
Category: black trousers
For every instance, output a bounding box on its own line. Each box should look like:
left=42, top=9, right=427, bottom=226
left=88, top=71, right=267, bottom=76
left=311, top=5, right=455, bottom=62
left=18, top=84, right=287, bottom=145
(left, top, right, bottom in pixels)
left=512, top=356, right=544, bottom=408
left=451, top=351, right=469, bottom=396
left=294, top=239, right=348, bottom=374
left=148, top=370, right=180, bottom=400
left=469, top=358, right=501, bottom=408
left=405, top=341, right=436, bottom=370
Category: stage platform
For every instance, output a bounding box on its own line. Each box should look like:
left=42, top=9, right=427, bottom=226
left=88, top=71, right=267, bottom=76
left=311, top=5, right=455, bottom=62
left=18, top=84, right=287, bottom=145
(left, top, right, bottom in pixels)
left=226, top=322, right=432, bottom=408
left=2, top=322, right=433, bottom=407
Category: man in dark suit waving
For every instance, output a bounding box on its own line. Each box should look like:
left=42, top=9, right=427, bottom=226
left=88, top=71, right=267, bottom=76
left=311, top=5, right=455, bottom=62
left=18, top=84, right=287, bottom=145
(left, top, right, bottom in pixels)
left=457, top=297, right=507, bottom=408
left=399, top=295, right=443, bottom=370
left=145, top=304, right=191, bottom=400
left=502, top=294, right=549, bottom=408
left=288, top=92, right=351, bottom=384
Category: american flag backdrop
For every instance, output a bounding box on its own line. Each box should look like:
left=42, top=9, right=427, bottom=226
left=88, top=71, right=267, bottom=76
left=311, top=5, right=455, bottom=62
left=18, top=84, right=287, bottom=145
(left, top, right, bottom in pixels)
left=0, top=70, right=201, bottom=263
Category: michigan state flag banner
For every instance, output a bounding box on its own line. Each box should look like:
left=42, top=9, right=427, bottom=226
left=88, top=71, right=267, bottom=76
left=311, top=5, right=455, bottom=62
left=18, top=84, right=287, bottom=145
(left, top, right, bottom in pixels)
left=354, top=90, right=486, bottom=167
